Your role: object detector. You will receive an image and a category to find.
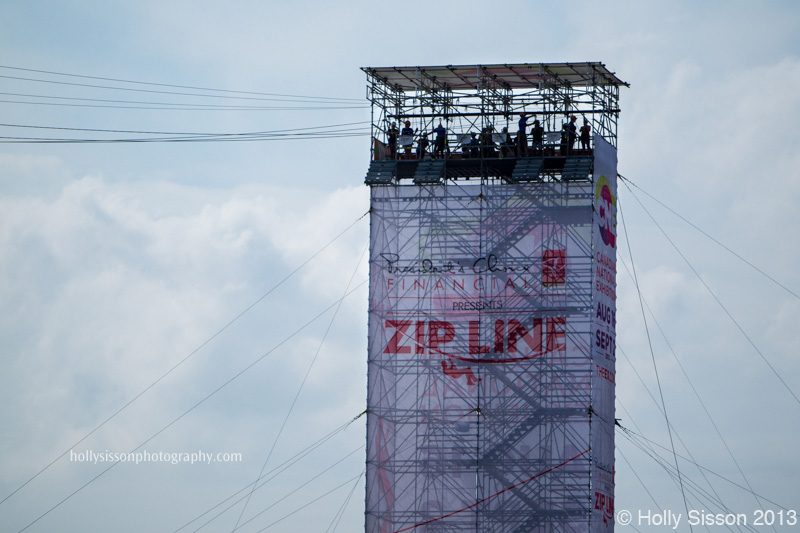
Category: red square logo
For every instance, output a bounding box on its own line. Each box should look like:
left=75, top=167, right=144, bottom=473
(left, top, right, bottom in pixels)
left=543, top=249, right=566, bottom=285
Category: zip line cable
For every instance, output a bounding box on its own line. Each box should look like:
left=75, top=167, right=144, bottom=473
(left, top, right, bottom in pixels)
left=177, top=424, right=352, bottom=531
left=325, top=470, right=364, bottom=533
left=616, top=345, right=730, bottom=521
left=0, top=73, right=362, bottom=104
left=614, top=388, right=670, bottom=479
left=614, top=402, right=699, bottom=533
left=0, top=131, right=369, bottom=144
left=616, top=418, right=753, bottom=532
left=617, top=444, right=662, bottom=511
left=617, top=256, right=771, bottom=526
left=0, top=130, right=370, bottom=144
left=0, top=121, right=370, bottom=143
left=618, top=426, right=789, bottom=511
left=617, top=175, right=795, bottom=523
left=618, top=175, right=799, bottom=300
left=0, top=131, right=370, bottom=144
left=619, top=431, right=774, bottom=533
left=618, top=193, right=694, bottom=531
left=252, top=473, right=365, bottom=533
left=0, top=98, right=367, bottom=111
left=0, top=91, right=367, bottom=108
left=15, top=280, right=367, bottom=533
left=0, top=64, right=364, bottom=102
left=227, top=445, right=365, bottom=533
left=618, top=181, right=787, bottom=532
left=616, top=382, right=772, bottom=532
left=0, top=102, right=366, bottom=113
left=0, top=212, right=368, bottom=509
left=617, top=258, right=754, bottom=508
left=616, top=386, right=761, bottom=533
left=232, top=241, right=369, bottom=531
left=618, top=431, right=749, bottom=518
left=0, top=120, right=370, bottom=137
left=617, top=430, right=760, bottom=533
left=620, top=178, right=800, bottom=407
left=173, top=412, right=365, bottom=533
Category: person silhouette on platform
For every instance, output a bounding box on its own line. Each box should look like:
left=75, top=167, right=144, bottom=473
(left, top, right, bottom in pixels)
left=500, top=127, right=513, bottom=158
left=566, top=115, right=578, bottom=155
left=469, top=133, right=480, bottom=158
left=580, top=117, right=591, bottom=151
left=387, top=122, right=398, bottom=159
left=432, top=122, right=447, bottom=159
left=517, top=112, right=531, bottom=157
left=417, top=132, right=429, bottom=159
left=531, top=119, right=544, bottom=154
left=401, top=120, right=414, bottom=157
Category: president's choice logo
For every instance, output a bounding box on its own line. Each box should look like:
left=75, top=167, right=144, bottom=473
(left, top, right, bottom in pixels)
left=595, top=175, right=616, bottom=248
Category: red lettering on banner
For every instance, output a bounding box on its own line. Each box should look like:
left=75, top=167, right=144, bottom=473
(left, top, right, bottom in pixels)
left=494, top=320, right=504, bottom=353
left=468, top=321, right=490, bottom=355
left=594, top=491, right=615, bottom=526
left=382, top=318, right=568, bottom=360
left=594, top=251, right=617, bottom=300
left=543, top=249, right=566, bottom=285
left=428, top=321, right=455, bottom=352
left=595, top=252, right=617, bottom=272
left=415, top=321, right=426, bottom=355
left=441, top=360, right=480, bottom=386
left=383, top=320, right=412, bottom=354
left=547, top=317, right=566, bottom=353
left=596, top=364, right=615, bottom=384
left=507, top=318, right=543, bottom=353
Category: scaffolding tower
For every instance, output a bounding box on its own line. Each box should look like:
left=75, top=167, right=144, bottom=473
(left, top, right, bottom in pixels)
left=365, top=63, right=624, bottom=533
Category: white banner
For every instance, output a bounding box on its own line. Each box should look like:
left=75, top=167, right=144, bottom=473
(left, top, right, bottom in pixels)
left=590, top=135, right=618, bottom=532
left=366, top=178, right=609, bottom=532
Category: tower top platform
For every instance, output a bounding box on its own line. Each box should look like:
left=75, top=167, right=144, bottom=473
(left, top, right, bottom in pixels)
left=362, top=62, right=625, bottom=185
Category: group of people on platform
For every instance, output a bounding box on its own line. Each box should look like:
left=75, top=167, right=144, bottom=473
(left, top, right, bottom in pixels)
left=382, top=113, right=592, bottom=160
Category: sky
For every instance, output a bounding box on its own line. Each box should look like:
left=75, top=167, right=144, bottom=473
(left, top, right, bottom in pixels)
left=1, top=1, right=799, bottom=532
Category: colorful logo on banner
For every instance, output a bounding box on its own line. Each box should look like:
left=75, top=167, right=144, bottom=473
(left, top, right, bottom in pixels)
left=542, top=249, right=566, bottom=286
left=595, top=175, right=616, bottom=248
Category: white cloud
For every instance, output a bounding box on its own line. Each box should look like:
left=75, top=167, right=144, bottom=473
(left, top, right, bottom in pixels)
left=0, top=168, right=369, bottom=531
